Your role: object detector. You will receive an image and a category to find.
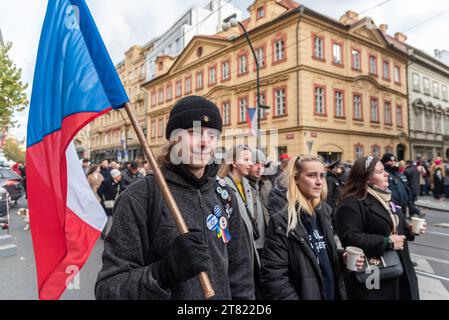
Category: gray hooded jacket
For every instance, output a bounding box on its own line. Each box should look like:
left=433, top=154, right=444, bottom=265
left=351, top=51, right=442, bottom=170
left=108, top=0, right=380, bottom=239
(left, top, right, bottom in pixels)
left=95, top=164, right=255, bottom=300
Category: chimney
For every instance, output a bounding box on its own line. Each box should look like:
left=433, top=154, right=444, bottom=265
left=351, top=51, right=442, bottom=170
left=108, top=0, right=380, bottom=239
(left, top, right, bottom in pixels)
left=339, top=10, right=359, bottom=25
left=379, top=24, right=388, bottom=33
left=394, top=32, right=407, bottom=43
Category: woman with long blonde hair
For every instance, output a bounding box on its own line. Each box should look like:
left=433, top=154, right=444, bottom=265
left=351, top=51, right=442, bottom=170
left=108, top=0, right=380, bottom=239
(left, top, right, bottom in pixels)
left=261, top=156, right=362, bottom=300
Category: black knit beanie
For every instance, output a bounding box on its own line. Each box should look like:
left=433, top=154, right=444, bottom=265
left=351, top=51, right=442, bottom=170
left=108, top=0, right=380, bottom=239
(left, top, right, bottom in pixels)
left=165, top=96, right=223, bottom=140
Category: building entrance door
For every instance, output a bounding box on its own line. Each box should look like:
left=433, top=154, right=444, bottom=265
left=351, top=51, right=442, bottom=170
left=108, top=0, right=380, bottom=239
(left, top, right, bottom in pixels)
left=318, top=152, right=341, bottom=164
left=397, top=144, right=406, bottom=161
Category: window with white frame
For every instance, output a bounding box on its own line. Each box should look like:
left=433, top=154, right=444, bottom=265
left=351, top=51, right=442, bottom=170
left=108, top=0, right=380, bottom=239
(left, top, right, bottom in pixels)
left=442, top=85, right=448, bottom=101
left=333, top=43, right=343, bottom=65
left=239, top=54, right=248, bottom=75
left=372, top=145, right=381, bottom=158
left=353, top=95, right=362, bottom=120
left=176, top=81, right=182, bottom=97
left=394, top=66, right=401, bottom=83
left=425, top=112, right=433, bottom=132
left=355, top=145, right=364, bottom=159
left=222, top=61, right=230, bottom=80
left=370, top=98, right=379, bottom=122
left=151, top=120, right=156, bottom=138
left=415, top=111, right=423, bottom=131
left=383, top=61, right=390, bottom=80
left=151, top=92, right=156, bottom=106
left=433, top=81, right=440, bottom=99
left=384, top=101, right=392, bottom=125
left=436, top=115, right=442, bottom=133
left=209, top=66, right=217, bottom=85
left=335, top=91, right=344, bottom=117
left=255, top=47, right=265, bottom=68
left=239, top=98, right=248, bottom=122
left=185, top=77, right=192, bottom=93
left=158, top=88, right=164, bottom=104
left=423, top=78, right=430, bottom=95
left=223, top=102, right=231, bottom=126
left=314, top=36, right=324, bottom=60
left=275, top=88, right=286, bottom=116
left=274, top=39, right=285, bottom=62
left=158, top=117, right=164, bottom=137
left=314, top=86, right=325, bottom=115
left=397, top=105, right=403, bottom=127
left=369, top=55, right=377, bottom=75
left=196, top=72, right=203, bottom=89
left=257, top=6, right=265, bottom=19
left=352, top=49, right=361, bottom=70
left=413, top=73, right=420, bottom=92
left=166, top=85, right=172, bottom=100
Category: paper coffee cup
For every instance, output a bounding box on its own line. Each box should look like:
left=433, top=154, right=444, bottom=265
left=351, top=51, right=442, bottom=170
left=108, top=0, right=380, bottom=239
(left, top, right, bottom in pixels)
left=346, top=246, right=363, bottom=272
left=411, top=217, right=425, bottom=235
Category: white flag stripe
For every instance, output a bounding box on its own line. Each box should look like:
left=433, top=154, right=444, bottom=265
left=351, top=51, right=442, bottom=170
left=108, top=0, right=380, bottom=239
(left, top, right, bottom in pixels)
left=66, top=142, right=107, bottom=231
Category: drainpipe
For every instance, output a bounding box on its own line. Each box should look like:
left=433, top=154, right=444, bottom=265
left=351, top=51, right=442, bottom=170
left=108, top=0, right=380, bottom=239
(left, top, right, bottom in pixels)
left=296, top=6, right=305, bottom=134
left=406, top=49, right=416, bottom=160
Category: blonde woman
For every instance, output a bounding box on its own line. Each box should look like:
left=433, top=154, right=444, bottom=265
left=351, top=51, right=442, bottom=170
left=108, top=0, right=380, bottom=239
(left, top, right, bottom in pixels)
left=218, top=145, right=264, bottom=298
left=261, top=156, right=362, bottom=300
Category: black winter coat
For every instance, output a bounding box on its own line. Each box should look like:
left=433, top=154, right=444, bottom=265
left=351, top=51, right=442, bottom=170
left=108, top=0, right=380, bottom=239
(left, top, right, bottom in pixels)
left=121, top=168, right=144, bottom=191
left=97, top=179, right=121, bottom=216
left=267, top=178, right=287, bottom=217
left=95, top=164, right=255, bottom=300
left=336, top=194, right=419, bottom=300
left=326, top=174, right=342, bottom=210
left=261, top=204, right=347, bottom=300
left=405, top=166, right=420, bottom=197
left=100, top=167, right=111, bottom=180
left=385, top=167, right=411, bottom=209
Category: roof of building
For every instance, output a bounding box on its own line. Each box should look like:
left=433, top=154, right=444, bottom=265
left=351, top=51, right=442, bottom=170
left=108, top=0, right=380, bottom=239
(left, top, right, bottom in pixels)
left=386, top=33, right=449, bottom=74
left=278, top=0, right=300, bottom=10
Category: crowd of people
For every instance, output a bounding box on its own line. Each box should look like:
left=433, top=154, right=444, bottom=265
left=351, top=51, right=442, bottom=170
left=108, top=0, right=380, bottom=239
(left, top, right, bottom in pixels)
left=90, top=95, right=434, bottom=300
left=82, top=159, right=151, bottom=238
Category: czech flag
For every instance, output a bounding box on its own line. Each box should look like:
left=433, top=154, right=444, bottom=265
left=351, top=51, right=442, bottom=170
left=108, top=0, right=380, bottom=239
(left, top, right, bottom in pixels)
left=245, top=107, right=258, bottom=136
left=26, top=0, right=128, bottom=300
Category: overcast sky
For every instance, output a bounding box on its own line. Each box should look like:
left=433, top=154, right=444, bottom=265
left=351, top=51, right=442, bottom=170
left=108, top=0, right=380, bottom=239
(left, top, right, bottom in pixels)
left=1, top=0, right=449, bottom=141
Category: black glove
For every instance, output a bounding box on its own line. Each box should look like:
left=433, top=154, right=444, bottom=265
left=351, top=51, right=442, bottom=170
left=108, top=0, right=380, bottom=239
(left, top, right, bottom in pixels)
left=152, top=231, right=210, bottom=289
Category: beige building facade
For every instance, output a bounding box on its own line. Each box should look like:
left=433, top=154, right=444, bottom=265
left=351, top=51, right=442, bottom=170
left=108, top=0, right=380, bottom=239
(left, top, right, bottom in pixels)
left=88, top=43, right=153, bottom=163
left=141, top=0, right=410, bottom=163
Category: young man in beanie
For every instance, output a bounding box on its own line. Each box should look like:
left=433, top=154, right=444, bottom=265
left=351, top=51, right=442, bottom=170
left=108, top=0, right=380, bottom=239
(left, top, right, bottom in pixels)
left=95, top=96, right=255, bottom=300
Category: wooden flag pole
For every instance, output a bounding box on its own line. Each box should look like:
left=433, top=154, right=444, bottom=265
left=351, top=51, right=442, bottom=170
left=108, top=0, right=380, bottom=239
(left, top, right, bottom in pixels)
left=123, top=102, right=215, bottom=299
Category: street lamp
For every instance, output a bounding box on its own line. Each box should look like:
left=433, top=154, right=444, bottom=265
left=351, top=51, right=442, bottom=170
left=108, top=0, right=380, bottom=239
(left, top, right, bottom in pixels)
left=222, top=14, right=269, bottom=151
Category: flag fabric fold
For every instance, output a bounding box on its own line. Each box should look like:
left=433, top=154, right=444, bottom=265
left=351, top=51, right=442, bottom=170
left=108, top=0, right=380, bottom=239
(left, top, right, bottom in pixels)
left=26, top=0, right=128, bottom=300
left=245, top=107, right=258, bottom=137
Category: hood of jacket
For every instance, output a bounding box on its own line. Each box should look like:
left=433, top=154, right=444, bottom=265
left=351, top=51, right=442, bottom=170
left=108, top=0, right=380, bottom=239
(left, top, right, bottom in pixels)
left=163, top=163, right=218, bottom=192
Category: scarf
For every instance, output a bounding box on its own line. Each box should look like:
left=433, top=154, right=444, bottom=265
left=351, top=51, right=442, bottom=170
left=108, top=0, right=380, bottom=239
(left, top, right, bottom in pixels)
left=367, top=186, right=399, bottom=234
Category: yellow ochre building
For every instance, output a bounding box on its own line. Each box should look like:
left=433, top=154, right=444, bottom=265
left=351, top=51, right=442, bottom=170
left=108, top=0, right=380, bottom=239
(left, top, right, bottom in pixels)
left=141, top=0, right=410, bottom=162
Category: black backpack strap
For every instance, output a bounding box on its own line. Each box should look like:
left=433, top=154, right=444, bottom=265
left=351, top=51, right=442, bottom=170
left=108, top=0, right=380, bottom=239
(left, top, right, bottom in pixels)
left=145, top=175, right=163, bottom=249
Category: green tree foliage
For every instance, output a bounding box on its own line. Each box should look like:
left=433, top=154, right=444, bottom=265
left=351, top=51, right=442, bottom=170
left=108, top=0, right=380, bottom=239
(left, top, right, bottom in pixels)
left=0, top=42, right=29, bottom=131
left=3, top=139, right=25, bottom=164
